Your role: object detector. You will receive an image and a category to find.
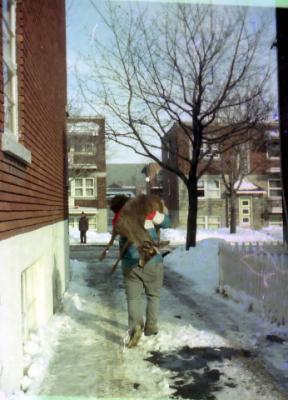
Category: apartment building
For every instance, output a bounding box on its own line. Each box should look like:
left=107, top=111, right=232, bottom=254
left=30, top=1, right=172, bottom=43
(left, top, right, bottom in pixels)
left=67, top=117, right=107, bottom=233
left=162, top=122, right=282, bottom=229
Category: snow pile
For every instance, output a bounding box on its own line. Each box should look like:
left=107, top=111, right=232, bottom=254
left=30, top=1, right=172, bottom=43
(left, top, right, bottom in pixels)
left=19, top=315, right=68, bottom=395
left=21, top=332, right=45, bottom=392
left=160, top=227, right=186, bottom=244
left=141, top=324, right=228, bottom=354
left=197, top=227, right=281, bottom=243
left=164, top=238, right=223, bottom=294
left=69, top=225, right=283, bottom=246
left=260, top=226, right=284, bottom=241
left=164, top=239, right=288, bottom=391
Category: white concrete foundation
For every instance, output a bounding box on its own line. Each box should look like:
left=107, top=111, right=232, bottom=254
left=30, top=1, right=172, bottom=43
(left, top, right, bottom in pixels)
left=0, top=220, right=69, bottom=393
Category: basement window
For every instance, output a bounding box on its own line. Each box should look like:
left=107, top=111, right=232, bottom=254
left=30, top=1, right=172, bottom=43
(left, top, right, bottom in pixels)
left=1, top=0, right=31, bottom=164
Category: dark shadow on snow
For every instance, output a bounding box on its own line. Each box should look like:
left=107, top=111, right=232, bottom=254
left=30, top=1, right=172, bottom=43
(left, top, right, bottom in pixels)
left=145, top=345, right=253, bottom=399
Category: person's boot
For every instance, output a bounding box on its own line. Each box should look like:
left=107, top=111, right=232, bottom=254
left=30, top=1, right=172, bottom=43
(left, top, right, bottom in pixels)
left=144, top=322, right=158, bottom=336
left=127, top=325, right=142, bottom=348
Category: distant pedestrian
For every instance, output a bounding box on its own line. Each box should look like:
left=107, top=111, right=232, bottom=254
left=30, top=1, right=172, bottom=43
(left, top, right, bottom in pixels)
left=79, top=212, right=89, bottom=244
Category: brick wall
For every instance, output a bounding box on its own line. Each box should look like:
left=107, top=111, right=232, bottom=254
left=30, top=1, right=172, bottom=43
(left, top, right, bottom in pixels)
left=0, top=0, right=67, bottom=240
left=97, top=176, right=107, bottom=208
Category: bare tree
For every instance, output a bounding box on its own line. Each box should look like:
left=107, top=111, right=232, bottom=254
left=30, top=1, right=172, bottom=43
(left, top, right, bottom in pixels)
left=78, top=1, right=274, bottom=248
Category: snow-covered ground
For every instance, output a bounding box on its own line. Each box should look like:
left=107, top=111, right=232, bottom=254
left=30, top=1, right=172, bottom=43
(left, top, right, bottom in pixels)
left=69, top=225, right=283, bottom=246
left=4, top=225, right=287, bottom=399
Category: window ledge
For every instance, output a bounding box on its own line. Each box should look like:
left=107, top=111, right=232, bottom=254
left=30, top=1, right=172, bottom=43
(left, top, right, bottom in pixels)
left=2, top=133, right=32, bottom=164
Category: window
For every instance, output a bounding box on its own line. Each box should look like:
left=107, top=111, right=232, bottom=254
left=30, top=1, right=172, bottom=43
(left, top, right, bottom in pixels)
left=267, top=139, right=280, bottom=159
left=197, top=179, right=221, bottom=199
left=239, top=197, right=252, bottom=226
left=197, top=216, right=221, bottom=229
left=206, top=180, right=221, bottom=198
left=197, top=216, right=206, bottom=228
left=197, top=180, right=205, bottom=197
left=201, top=142, right=220, bottom=159
left=74, top=142, right=96, bottom=154
left=1, top=0, right=31, bottom=163
left=74, top=178, right=95, bottom=198
left=2, top=0, right=18, bottom=136
left=268, top=179, right=282, bottom=199
left=268, top=215, right=282, bottom=227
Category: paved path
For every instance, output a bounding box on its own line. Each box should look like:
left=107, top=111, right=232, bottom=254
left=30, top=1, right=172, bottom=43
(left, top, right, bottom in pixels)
left=35, top=245, right=286, bottom=399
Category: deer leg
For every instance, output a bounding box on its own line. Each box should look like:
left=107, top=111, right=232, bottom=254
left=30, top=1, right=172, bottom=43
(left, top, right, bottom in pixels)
left=155, top=225, right=161, bottom=246
left=110, top=240, right=131, bottom=275
left=99, top=229, right=117, bottom=261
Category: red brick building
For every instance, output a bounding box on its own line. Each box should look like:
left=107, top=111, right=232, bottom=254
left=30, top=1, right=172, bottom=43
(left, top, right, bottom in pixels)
left=67, top=116, right=107, bottom=232
left=0, top=0, right=68, bottom=392
left=162, top=122, right=282, bottom=229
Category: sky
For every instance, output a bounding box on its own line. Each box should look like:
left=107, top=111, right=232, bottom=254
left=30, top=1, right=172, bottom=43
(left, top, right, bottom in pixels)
left=66, top=0, right=279, bottom=163
left=67, top=0, right=150, bottom=162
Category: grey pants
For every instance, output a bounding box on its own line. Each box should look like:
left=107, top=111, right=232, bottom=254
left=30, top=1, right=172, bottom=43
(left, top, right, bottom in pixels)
left=123, top=263, right=164, bottom=332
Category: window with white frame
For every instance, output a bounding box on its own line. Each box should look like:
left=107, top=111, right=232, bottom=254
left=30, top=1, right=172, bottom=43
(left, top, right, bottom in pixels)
left=197, top=179, right=221, bottom=199
left=201, top=142, right=220, bottom=159
left=206, top=180, right=221, bottom=198
left=74, top=142, right=96, bottom=154
left=2, top=0, right=18, bottom=136
left=74, top=178, right=95, bottom=198
left=1, top=1, right=31, bottom=163
left=268, top=179, right=282, bottom=199
left=268, top=215, right=282, bottom=226
left=197, top=180, right=205, bottom=197
left=197, top=215, right=221, bottom=229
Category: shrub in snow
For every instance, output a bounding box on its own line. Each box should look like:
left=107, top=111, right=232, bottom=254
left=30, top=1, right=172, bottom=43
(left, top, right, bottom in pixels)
left=27, top=361, right=44, bottom=379
left=22, top=354, right=32, bottom=371
left=20, top=376, right=32, bottom=392
left=29, top=333, right=40, bottom=344
left=23, top=341, right=40, bottom=356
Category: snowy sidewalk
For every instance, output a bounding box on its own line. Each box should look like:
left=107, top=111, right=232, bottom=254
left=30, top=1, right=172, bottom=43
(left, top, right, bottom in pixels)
left=24, top=244, right=287, bottom=400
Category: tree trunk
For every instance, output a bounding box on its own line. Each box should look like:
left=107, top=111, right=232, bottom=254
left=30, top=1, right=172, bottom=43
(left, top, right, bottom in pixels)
left=225, top=194, right=229, bottom=228
left=230, top=191, right=237, bottom=234
left=186, top=177, right=198, bottom=249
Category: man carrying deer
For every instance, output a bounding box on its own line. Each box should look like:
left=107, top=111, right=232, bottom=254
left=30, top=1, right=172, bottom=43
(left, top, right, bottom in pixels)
left=101, top=194, right=171, bottom=348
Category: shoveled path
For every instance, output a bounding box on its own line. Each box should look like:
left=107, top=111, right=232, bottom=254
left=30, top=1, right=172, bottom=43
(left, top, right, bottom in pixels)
left=33, top=245, right=286, bottom=399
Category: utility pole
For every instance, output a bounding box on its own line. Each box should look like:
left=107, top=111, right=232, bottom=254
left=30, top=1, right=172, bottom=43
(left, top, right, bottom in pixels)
left=276, top=8, right=288, bottom=244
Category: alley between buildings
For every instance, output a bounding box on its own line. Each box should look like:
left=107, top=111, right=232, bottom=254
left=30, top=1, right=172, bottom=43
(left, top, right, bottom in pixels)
left=27, top=245, right=287, bottom=400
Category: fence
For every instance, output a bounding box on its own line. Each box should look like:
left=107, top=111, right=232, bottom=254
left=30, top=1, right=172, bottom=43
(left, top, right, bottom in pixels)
left=219, top=241, right=288, bottom=326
